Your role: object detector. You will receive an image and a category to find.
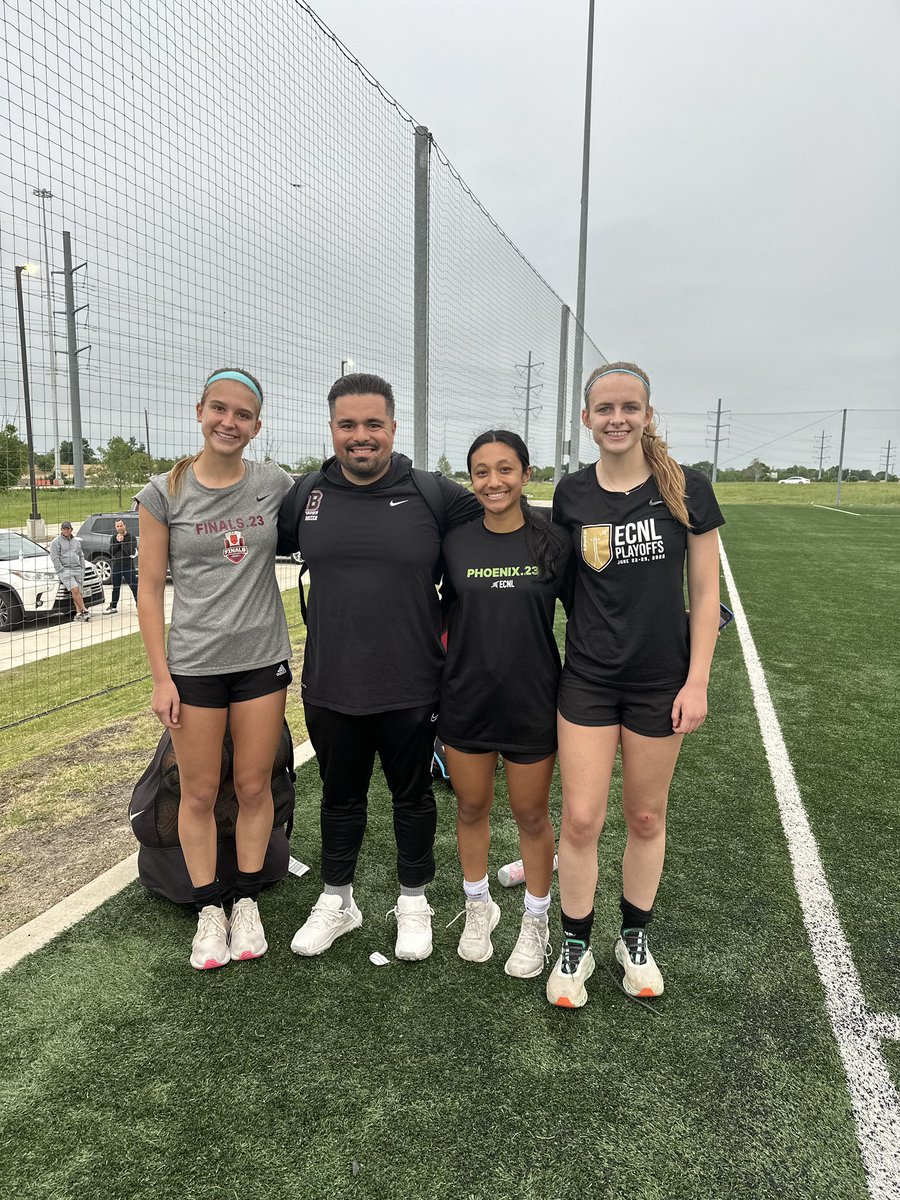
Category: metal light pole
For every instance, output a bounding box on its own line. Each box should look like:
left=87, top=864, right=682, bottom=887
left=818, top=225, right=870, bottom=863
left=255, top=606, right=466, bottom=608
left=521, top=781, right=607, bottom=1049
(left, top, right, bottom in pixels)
left=33, top=188, right=62, bottom=486
left=340, top=358, right=355, bottom=377
left=14, top=266, right=45, bottom=539
left=568, top=0, right=596, bottom=472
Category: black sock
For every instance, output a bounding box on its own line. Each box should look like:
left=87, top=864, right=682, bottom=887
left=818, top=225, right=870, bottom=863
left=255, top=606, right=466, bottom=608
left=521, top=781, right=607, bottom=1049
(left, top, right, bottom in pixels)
left=233, top=868, right=264, bottom=902
left=620, top=894, right=653, bottom=933
left=192, top=880, right=223, bottom=913
left=561, top=908, right=594, bottom=947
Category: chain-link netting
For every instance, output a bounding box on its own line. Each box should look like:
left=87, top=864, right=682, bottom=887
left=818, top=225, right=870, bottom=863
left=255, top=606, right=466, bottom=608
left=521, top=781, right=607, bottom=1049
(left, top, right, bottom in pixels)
left=0, top=0, right=611, bottom=730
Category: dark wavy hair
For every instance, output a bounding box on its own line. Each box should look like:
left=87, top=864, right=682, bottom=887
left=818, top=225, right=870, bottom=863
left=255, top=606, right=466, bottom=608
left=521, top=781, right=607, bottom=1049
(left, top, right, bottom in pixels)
left=466, top=429, right=566, bottom=581
left=327, top=372, right=395, bottom=420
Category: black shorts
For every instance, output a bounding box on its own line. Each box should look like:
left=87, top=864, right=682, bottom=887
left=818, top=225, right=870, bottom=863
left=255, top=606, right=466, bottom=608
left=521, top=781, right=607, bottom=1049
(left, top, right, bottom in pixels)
left=557, top=669, right=680, bottom=739
left=444, top=741, right=556, bottom=766
left=171, top=661, right=292, bottom=709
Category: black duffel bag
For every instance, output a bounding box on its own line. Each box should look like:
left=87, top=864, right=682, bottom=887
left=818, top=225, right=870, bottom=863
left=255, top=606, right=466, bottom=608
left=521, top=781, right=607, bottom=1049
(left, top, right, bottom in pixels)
left=129, top=721, right=296, bottom=905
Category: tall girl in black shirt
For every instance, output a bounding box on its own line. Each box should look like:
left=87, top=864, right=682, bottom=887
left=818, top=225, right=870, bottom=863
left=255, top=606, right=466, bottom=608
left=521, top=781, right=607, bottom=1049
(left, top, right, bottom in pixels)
left=547, top=363, right=724, bottom=1008
left=440, top=431, right=569, bottom=979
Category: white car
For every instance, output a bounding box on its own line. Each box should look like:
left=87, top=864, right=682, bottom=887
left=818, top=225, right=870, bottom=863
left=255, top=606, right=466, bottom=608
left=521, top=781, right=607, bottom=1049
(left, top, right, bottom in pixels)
left=778, top=476, right=811, bottom=485
left=0, top=531, right=105, bottom=632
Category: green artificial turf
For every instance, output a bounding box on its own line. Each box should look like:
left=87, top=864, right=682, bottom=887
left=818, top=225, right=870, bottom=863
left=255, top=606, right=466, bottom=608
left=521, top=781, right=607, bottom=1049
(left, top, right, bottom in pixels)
left=720, top=504, right=900, bottom=1012
left=0, top=592, right=871, bottom=1199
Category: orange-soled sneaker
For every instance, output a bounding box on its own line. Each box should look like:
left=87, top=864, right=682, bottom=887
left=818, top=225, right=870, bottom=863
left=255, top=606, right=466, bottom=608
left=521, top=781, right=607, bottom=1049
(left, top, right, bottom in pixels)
left=189, top=905, right=231, bottom=970
left=546, top=939, right=595, bottom=1008
left=614, top=927, right=664, bottom=998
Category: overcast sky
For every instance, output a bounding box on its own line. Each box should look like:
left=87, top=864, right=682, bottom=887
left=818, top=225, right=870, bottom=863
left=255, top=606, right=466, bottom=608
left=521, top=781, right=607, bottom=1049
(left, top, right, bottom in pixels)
left=308, top=0, right=900, bottom=472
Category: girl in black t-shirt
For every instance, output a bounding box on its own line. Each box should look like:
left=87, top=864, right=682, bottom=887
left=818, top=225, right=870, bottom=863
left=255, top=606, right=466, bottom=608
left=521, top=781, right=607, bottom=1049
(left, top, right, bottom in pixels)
left=440, top=431, right=569, bottom=980
left=546, top=362, right=724, bottom=1009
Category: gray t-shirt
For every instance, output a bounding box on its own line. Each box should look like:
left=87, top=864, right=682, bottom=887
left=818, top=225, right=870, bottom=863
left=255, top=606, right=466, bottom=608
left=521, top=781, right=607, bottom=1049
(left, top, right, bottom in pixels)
left=137, top=459, right=294, bottom=675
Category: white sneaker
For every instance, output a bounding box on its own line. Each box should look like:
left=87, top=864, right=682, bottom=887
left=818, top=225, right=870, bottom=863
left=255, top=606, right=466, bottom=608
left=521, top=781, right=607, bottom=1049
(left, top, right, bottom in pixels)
left=615, top=929, right=665, bottom=997
left=228, top=897, right=268, bottom=961
left=189, top=905, right=231, bottom=970
left=546, top=940, right=595, bottom=1008
left=389, top=894, right=434, bottom=961
left=291, top=892, right=362, bottom=956
left=504, top=912, right=551, bottom=978
left=103, top=606, right=118, bottom=615
left=453, top=898, right=501, bottom=963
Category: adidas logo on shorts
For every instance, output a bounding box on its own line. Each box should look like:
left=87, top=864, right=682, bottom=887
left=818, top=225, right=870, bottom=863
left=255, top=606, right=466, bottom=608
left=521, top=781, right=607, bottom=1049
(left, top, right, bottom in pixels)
left=275, top=664, right=287, bottom=677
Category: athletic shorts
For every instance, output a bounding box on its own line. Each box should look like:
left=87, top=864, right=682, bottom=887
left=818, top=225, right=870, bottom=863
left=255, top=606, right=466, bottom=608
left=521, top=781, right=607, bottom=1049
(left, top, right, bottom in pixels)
left=444, top=741, right=555, bottom=766
left=59, top=572, right=83, bottom=592
left=557, top=668, right=681, bottom=738
left=171, top=661, right=292, bottom=709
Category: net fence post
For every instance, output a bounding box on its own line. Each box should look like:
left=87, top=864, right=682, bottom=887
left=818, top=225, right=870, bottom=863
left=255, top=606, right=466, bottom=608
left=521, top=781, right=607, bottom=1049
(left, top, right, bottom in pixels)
left=62, top=231, right=86, bottom=489
left=413, top=125, right=431, bottom=468
left=554, top=304, right=570, bottom=484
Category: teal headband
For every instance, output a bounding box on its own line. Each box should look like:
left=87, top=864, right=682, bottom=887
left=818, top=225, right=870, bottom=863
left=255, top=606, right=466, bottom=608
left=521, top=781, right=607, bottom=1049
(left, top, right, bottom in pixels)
left=584, top=367, right=650, bottom=399
left=205, top=370, right=263, bottom=406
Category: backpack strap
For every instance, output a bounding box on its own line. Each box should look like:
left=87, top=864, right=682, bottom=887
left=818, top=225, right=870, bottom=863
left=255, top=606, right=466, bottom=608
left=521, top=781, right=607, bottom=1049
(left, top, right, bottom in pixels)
left=409, top=468, right=447, bottom=536
left=290, top=471, right=322, bottom=625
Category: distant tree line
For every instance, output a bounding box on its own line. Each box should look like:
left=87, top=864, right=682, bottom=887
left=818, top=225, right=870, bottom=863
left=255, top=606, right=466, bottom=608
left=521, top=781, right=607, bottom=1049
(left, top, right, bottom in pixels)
left=2, top=434, right=896, bottom=492
left=685, top=459, right=897, bottom=483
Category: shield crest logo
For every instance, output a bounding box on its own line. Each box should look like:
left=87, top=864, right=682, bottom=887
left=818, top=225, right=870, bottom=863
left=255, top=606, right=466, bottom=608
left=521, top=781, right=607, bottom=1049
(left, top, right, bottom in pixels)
left=581, top=524, right=612, bottom=573
left=223, top=531, right=248, bottom=564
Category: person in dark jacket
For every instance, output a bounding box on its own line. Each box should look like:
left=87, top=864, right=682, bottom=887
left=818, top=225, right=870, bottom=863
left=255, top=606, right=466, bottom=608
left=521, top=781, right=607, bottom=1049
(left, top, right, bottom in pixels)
left=104, top=519, right=138, bottom=614
left=277, top=372, right=481, bottom=963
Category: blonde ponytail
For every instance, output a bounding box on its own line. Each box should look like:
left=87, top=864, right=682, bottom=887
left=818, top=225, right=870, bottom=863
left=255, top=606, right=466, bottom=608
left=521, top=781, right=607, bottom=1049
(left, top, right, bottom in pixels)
left=642, top=421, right=691, bottom=528
left=167, top=452, right=203, bottom=497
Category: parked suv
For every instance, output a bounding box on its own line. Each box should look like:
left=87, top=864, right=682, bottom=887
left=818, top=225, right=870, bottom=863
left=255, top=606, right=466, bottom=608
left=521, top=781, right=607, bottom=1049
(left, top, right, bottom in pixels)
left=0, top=531, right=104, bottom=631
left=75, top=512, right=139, bottom=583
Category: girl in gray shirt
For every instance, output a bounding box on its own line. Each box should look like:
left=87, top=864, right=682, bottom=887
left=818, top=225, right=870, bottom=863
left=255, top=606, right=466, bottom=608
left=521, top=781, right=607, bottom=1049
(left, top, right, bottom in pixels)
left=136, top=368, right=294, bottom=971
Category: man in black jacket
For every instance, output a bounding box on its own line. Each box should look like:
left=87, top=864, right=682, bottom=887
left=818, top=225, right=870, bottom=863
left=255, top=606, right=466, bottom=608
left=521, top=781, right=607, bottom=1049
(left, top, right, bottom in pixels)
left=104, top=518, right=138, bottom=614
left=278, top=373, right=480, bottom=962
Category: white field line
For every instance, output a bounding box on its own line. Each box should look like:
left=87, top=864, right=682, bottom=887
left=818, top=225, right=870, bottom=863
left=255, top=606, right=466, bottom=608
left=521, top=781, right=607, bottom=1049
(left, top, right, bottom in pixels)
left=811, top=504, right=863, bottom=516
left=0, top=737, right=318, bottom=975
left=720, top=542, right=900, bottom=1198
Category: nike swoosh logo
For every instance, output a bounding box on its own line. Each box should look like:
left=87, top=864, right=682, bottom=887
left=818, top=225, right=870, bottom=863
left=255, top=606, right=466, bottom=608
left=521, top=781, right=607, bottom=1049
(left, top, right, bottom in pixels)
left=129, top=808, right=147, bottom=822
left=257, top=494, right=269, bottom=501
left=389, top=499, right=410, bottom=507
left=431, top=713, right=439, bottom=722
left=649, top=499, right=665, bottom=506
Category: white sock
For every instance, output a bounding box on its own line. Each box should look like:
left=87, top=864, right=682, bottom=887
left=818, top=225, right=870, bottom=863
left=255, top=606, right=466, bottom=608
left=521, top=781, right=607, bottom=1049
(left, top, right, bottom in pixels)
left=463, top=874, right=490, bottom=903
left=524, top=889, right=551, bottom=920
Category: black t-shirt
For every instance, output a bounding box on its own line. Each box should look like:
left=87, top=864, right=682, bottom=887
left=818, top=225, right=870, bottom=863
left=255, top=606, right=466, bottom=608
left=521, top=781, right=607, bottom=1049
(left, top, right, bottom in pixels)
left=552, top=465, right=724, bottom=689
left=277, top=453, right=481, bottom=714
left=439, top=519, right=569, bottom=754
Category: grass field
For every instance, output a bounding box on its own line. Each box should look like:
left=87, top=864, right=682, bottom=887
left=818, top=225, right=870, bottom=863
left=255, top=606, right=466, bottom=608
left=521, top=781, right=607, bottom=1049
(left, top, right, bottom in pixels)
left=0, top=592, right=308, bottom=850
left=2, top=479, right=897, bottom=529
left=0, top=487, right=144, bottom=528
left=2, top=501, right=898, bottom=1198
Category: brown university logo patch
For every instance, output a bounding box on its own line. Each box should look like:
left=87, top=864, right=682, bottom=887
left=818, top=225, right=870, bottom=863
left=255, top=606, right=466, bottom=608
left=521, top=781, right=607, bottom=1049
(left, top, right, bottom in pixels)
left=580, top=524, right=612, bottom=573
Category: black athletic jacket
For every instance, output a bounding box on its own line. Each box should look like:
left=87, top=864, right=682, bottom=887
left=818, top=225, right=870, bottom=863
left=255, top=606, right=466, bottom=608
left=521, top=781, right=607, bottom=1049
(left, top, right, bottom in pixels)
left=277, top=453, right=480, bottom=714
